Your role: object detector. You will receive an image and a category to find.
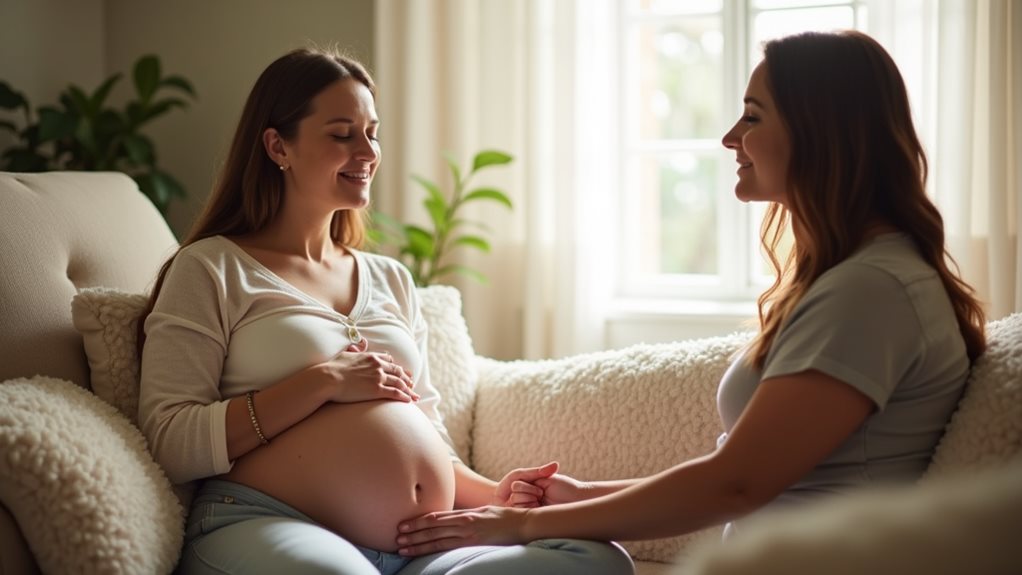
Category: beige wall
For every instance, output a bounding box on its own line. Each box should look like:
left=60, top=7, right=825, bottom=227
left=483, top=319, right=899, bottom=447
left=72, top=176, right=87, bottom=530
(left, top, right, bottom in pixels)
left=104, top=0, right=375, bottom=236
left=0, top=0, right=106, bottom=151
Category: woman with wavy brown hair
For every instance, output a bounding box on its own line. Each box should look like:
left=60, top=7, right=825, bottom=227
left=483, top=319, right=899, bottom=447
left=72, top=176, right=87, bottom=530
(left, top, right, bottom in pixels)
left=394, top=30, right=987, bottom=555
left=137, top=47, right=633, bottom=575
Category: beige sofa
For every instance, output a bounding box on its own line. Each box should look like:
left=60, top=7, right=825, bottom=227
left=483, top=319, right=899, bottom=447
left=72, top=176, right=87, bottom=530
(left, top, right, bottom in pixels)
left=1, top=171, right=1019, bottom=575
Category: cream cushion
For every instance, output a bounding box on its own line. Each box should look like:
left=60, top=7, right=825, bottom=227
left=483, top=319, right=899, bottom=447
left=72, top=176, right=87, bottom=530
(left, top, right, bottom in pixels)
left=0, top=376, right=183, bottom=575
left=472, top=333, right=751, bottom=563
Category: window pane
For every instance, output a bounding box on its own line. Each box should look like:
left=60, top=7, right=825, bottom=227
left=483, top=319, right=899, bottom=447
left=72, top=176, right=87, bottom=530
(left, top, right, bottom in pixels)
left=634, top=152, right=719, bottom=275
left=633, top=0, right=722, bottom=15
left=631, top=18, right=723, bottom=140
left=753, top=0, right=852, bottom=9
left=752, top=6, right=856, bottom=48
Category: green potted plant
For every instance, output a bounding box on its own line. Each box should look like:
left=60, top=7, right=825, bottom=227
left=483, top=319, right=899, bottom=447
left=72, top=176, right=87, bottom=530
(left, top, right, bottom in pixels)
left=0, top=54, right=196, bottom=215
left=372, top=149, right=514, bottom=286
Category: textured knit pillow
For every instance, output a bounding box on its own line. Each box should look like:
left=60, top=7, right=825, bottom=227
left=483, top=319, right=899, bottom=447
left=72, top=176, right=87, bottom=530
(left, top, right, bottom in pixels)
left=0, top=376, right=183, bottom=575
left=416, top=285, right=478, bottom=462
left=927, top=312, right=1022, bottom=476
left=70, top=285, right=479, bottom=459
left=71, top=287, right=148, bottom=423
left=472, top=332, right=752, bottom=563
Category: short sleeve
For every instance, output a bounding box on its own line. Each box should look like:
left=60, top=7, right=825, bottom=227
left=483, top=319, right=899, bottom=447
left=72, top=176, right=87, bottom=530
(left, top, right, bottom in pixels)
left=762, top=263, right=924, bottom=409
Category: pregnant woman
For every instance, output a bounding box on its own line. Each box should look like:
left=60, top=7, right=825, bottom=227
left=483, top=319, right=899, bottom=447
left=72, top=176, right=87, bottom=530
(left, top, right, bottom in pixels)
left=137, top=48, right=632, bottom=575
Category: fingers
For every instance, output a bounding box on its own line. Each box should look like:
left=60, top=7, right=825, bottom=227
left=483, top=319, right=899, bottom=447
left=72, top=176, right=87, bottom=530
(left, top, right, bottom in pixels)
left=511, top=480, right=543, bottom=498
left=380, top=381, right=420, bottom=402
left=510, top=461, right=560, bottom=483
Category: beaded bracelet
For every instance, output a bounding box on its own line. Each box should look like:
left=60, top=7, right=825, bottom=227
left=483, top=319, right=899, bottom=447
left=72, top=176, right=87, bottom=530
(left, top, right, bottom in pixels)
left=246, top=390, right=269, bottom=445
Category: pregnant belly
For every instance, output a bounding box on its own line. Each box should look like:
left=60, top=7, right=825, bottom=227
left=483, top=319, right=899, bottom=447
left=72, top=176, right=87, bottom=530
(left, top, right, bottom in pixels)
left=221, top=400, right=456, bottom=551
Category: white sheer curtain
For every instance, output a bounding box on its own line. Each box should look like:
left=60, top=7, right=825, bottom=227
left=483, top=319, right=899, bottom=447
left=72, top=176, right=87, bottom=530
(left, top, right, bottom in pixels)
left=932, top=0, right=1021, bottom=321
left=373, top=0, right=612, bottom=359
left=875, top=0, right=1021, bottom=321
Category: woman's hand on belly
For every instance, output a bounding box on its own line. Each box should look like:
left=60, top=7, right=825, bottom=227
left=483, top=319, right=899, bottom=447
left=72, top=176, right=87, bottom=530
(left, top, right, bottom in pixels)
left=307, top=347, right=420, bottom=403
left=223, top=400, right=456, bottom=551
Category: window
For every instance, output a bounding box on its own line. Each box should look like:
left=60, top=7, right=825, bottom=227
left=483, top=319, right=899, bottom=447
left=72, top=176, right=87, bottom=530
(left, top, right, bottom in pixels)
left=616, top=0, right=867, bottom=303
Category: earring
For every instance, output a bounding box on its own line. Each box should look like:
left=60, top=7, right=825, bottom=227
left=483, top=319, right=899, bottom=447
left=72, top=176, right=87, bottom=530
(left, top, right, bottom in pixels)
left=279, top=164, right=287, bottom=171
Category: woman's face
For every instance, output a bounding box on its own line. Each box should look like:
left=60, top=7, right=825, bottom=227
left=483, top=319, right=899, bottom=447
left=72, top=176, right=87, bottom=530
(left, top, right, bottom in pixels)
left=279, top=77, right=381, bottom=210
left=722, top=61, right=790, bottom=205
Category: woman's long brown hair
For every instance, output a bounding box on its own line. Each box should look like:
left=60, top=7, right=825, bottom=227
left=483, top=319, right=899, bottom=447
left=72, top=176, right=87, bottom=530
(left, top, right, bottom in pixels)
left=137, top=48, right=375, bottom=353
left=748, top=31, right=986, bottom=368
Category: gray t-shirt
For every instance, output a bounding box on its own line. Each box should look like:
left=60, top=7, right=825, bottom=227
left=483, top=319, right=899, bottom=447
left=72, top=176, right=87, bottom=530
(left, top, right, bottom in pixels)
left=717, top=232, right=970, bottom=509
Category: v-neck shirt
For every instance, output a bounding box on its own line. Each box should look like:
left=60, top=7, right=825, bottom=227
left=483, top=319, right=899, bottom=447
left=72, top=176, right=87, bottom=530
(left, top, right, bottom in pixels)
left=138, top=235, right=457, bottom=485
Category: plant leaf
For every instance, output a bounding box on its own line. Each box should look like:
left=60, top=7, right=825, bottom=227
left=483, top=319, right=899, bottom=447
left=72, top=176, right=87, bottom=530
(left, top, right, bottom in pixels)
left=463, top=187, right=513, bottom=209
left=433, top=264, right=488, bottom=284
left=66, top=85, right=91, bottom=116
left=122, top=133, right=155, bottom=165
left=0, top=82, right=27, bottom=111
left=370, top=210, right=404, bottom=232
left=2, top=148, right=50, bottom=171
left=89, top=73, right=122, bottom=113
left=139, top=97, right=189, bottom=124
left=159, top=75, right=197, bottom=98
left=404, top=225, right=435, bottom=259
left=134, top=55, right=161, bottom=103
left=411, top=174, right=445, bottom=205
left=471, top=150, right=513, bottom=173
left=453, top=235, right=491, bottom=253
left=36, top=107, right=76, bottom=142
left=443, top=151, right=462, bottom=186
left=424, top=196, right=448, bottom=232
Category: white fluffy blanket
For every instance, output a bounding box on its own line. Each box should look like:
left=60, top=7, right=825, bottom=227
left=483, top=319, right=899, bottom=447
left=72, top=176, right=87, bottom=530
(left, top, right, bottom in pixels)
left=0, top=376, right=183, bottom=574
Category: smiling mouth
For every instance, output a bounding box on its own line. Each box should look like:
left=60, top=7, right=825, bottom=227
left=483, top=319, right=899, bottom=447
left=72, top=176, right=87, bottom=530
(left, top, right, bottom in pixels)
left=339, top=171, right=370, bottom=182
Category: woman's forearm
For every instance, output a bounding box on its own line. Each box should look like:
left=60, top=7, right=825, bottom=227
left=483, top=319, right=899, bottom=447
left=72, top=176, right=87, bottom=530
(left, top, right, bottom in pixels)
left=453, top=462, right=499, bottom=508
left=581, top=478, right=642, bottom=499
left=224, top=368, right=331, bottom=460
left=523, top=454, right=757, bottom=542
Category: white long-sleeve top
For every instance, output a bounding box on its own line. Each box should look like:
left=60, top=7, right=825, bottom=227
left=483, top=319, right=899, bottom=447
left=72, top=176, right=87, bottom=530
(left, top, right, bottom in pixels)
left=138, top=235, right=456, bottom=485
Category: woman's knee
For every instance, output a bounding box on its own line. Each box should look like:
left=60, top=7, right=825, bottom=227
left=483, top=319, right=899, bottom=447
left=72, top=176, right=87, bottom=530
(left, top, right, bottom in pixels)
left=180, top=517, right=379, bottom=575
left=532, top=539, right=635, bottom=575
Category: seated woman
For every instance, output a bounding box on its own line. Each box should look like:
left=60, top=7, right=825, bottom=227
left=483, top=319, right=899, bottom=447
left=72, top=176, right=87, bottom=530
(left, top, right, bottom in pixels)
left=137, top=48, right=633, bottom=575
left=393, top=30, right=988, bottom=555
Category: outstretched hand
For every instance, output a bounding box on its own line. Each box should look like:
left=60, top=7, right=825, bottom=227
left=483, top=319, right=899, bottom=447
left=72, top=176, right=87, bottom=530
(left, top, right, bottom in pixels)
left=492, top=461, right=559, bottom=507
left=396, top=506, right=530, bottom=556
left=315, top=341, right=420, bottom=404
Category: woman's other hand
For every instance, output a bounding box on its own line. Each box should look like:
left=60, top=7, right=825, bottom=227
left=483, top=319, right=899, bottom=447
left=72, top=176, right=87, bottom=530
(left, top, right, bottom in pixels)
left=396, top=506, right=530, bottom=556
left=492, top=461, right=559, bottom=508
left=531, top=473, right=593, bottom=505
left=314, top=344, right=420, bottom=403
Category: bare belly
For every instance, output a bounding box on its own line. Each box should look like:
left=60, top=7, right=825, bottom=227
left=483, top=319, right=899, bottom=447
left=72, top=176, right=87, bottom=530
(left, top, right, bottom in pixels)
left=222, top=400, right=456, bottom=551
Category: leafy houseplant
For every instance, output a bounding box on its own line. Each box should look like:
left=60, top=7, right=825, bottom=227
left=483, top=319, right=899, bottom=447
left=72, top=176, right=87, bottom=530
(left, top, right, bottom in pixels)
left=0, top=55, right=196, bottom=215
left=372, top=149, right=514, bottom=286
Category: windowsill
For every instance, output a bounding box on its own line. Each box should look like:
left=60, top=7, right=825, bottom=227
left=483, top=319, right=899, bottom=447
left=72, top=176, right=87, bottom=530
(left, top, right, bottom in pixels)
left=607, top=297, right=758, bottom=320
left=602, top=298, right=758, bottom=348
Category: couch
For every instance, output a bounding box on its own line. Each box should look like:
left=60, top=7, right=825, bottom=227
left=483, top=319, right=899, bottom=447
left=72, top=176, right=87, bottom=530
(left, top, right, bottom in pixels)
left=1, top=171, right=1019, bottom=575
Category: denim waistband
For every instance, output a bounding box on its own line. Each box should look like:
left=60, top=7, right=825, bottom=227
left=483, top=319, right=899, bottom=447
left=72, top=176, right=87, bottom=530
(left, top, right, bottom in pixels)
left=192, top=479, right=315, bottom=523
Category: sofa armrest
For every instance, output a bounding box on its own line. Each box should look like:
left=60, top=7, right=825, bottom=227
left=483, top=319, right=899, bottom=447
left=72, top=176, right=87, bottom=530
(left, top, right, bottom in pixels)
left=0, top=376, right=184, bottom=574
left=471, top=333, right=750, bottom=563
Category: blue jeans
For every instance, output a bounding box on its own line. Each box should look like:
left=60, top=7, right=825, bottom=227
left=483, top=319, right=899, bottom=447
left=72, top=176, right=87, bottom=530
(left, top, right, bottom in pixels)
left=178, top=479, right=634, bottom=575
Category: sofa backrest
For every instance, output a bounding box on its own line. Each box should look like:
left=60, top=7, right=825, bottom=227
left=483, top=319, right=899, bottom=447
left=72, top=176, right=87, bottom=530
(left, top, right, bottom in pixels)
left=0, top=171, right=178, bottom=388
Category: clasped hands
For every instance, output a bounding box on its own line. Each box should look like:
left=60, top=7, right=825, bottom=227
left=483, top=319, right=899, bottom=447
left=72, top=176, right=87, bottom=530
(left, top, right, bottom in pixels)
left=396, top=461, right=589, bottom=556
left=317, top=341, right=420, bottom=403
